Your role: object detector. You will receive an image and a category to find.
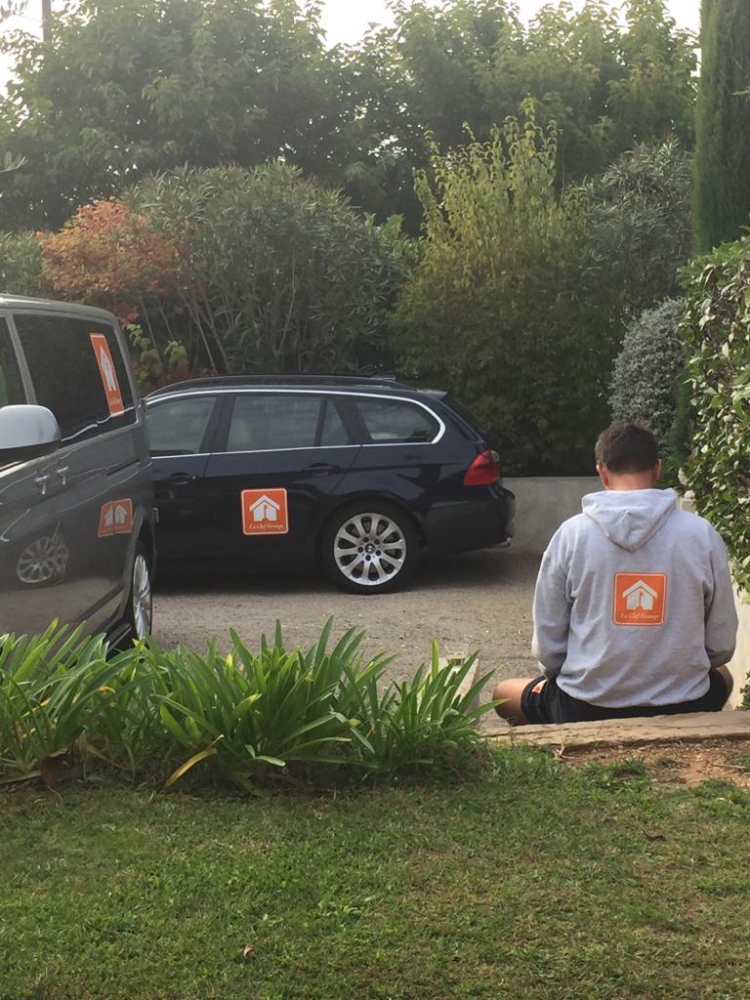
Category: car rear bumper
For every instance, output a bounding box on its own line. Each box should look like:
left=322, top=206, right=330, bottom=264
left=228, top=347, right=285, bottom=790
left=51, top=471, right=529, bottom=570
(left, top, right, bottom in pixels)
left=422, top=487, right=515, bottom=556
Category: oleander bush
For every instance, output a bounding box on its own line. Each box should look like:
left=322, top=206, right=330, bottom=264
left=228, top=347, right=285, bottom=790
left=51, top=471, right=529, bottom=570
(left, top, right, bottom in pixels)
left=582, top=140, right=693, bottom=317
left=682, top=238, right=750, bottom=595
left=0, top=621, right=495, bottom=790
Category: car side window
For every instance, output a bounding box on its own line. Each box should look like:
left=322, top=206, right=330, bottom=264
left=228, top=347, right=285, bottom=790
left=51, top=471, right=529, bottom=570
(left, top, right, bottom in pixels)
left=356, top=398, right=439, bottom=444
left=226, top=394, right=322, bottom=452
left=146, top=396, right=216, bottom=455
left=319, top=398, right=352, bottom=446
left=0, top=318, right=25, bottom=407
left=14, top=313, right=136, bottom=443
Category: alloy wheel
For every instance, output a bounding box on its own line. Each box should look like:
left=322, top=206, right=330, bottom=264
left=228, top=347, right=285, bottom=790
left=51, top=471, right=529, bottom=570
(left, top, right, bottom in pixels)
left=16, top=531, right=70, bottom=585
left=333, top=512, right=407, bottom=588
left=131, top=553, right=152, bottom=638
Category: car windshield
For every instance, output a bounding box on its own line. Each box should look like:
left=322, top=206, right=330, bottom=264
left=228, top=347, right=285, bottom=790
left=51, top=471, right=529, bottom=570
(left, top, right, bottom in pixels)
left=0, top=319, right=25, bottom=406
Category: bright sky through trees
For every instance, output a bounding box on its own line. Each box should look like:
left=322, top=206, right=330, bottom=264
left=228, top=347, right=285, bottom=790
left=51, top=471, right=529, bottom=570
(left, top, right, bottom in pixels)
left=1, top=0, right=704, bottom=48
left=0, top=1, right=701, bottom=91
left=320, top=0, right=701, bottom=45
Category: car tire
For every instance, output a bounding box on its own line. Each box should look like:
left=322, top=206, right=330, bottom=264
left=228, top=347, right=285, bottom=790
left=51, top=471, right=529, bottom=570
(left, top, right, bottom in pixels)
left=124, top=540, right=153, bottom=640
left=321, top=503, right=419, bottom=594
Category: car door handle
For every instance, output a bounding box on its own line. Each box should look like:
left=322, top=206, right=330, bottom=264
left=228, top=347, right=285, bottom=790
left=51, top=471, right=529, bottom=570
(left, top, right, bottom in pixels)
left=56, top=465, right=70, bottom=485
left=34, top=474, right=50, bottom=496
left=168, top=474, right=198, bottom=487
left=304, top=462, right=341, bottom=476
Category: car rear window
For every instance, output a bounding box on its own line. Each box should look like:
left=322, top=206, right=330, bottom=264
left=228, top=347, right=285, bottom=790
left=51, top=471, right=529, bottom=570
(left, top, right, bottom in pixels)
left=147, top=396, right=216, bottom=455
left=14, top=313, right=136, bottom=443
left=227, top=394, right=321, bottom=452
left=356, top=398, right=439, bottom=444
left=0, top=319, right=25, bottom=407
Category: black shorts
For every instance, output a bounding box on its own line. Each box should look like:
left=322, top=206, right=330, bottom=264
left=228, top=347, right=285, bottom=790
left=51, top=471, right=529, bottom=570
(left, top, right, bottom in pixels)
left=520, top=670, right=730, bottom=726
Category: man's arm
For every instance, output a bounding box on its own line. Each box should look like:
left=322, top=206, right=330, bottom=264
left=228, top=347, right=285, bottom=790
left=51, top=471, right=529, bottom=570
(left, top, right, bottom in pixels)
left=531, top=537, right=572, bottom=678
left=705, top=528, right=739, bottom=668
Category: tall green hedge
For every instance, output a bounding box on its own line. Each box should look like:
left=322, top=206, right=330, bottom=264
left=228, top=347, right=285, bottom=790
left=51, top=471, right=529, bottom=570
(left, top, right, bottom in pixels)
left=683, top=238, right=750, bottom=593
left=693, top=0, right=750, bottom=252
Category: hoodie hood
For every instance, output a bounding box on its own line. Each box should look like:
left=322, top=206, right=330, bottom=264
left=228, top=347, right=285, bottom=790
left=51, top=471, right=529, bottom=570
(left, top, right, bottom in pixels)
left=581, top=489, right=678, bottom=552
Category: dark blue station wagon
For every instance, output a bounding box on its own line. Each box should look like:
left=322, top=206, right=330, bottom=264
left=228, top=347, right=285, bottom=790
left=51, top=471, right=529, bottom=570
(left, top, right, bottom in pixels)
left=145, top=376, right=515, bottom=593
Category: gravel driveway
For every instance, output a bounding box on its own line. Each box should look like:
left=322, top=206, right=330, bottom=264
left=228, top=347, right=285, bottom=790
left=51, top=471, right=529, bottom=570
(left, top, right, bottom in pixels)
left=153, top=549, right=541, bottom=690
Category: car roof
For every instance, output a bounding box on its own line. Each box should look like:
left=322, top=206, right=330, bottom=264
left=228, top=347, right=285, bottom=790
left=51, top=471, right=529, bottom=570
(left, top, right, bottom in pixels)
left=0, top=294, right=119, bottom=324
left=147, top=375, right=448, bottom=402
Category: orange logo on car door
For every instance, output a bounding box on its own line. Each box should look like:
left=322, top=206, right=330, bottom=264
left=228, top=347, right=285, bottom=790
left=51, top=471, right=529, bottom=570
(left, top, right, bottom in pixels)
left=241, top=489, right=289, bottom=535
left=98, top=499, right=134, bottom=537
left=90, top=333, right=125, bottom=417
left=613, top=573, right=668, bottom=626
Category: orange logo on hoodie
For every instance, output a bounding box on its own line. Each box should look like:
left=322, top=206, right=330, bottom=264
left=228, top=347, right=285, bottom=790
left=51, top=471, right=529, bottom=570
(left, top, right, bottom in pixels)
left=613, top=573, right=667, bottom=626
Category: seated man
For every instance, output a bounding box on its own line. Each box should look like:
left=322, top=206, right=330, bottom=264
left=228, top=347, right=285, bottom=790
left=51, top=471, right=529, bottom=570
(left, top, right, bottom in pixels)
left=495, top=424, right=739, bottom=725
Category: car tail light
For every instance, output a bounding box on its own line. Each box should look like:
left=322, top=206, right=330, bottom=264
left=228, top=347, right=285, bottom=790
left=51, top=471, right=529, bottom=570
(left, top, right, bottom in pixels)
left=464, top=449, right=501, bottom=486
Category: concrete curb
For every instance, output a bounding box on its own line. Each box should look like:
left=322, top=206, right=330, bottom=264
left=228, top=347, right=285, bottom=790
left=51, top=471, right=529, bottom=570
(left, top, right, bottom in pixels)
left=482, top=709, right=750, bottom=750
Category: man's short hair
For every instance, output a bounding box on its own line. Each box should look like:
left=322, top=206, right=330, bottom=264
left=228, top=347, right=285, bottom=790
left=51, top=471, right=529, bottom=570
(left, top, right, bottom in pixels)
left=595, top=424, right=659, bottom=474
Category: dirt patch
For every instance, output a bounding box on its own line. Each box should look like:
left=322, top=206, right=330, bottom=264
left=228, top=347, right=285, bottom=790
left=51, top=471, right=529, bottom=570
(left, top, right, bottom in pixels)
left=560, top=738, right=750, bottom=790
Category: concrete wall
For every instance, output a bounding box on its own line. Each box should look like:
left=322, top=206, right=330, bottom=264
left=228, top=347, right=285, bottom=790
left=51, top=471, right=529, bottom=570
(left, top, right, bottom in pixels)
left=504, top=477, right=602, bottom=555
left=728, top=590, right=750, bottom=709
left=676, top=496, right=748, bottom=707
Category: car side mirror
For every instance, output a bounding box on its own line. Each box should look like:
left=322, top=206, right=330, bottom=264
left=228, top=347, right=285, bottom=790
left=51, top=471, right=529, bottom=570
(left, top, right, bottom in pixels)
left=0, top=405, right=62, bottom=464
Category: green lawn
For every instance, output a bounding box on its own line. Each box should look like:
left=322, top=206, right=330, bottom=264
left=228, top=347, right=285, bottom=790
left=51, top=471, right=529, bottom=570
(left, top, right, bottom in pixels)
left=2, top=751, right=750, bottom=1000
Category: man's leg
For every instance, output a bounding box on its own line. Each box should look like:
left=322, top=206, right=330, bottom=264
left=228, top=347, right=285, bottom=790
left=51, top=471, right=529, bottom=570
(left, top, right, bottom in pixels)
left=493, top=677, right=536, bottom=726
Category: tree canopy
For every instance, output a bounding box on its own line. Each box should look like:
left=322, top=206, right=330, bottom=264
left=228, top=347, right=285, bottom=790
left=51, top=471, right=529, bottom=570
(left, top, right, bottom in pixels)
left=0, top=0, right=698, bottom=230
left=0, top=0, right=355, bottom=227
left=343, top=0, right=697, bottom=224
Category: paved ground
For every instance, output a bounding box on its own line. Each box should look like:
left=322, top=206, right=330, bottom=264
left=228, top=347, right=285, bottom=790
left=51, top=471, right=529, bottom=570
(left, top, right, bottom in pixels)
left=153, top=549, right=541, bottom=690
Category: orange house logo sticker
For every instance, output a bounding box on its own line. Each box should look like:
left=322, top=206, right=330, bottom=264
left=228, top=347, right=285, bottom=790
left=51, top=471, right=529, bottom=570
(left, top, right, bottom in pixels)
left=241, top=489, right=289, bottom=536
left=613, top=573, right=668, bottom=626
left=90, top=333, right=125, bottom=417
left=98, top=499, right=134, bottom=538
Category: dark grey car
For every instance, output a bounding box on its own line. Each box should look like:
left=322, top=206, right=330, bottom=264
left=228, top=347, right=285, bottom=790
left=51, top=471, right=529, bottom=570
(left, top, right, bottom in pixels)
left=0, top=296, right=156, bottom=641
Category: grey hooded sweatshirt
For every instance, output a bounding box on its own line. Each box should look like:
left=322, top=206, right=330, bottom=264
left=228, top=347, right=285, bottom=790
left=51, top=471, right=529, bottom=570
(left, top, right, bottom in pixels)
left=532, top=489, right=738, bottom=708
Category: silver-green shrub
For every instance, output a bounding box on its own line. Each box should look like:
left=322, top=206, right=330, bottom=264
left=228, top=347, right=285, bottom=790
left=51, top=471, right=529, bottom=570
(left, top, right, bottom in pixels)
left=610, top=298, right=688, bottom=445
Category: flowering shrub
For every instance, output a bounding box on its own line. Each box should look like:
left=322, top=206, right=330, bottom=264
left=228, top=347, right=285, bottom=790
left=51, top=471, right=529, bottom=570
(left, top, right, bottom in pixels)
left=38, top=199, right=182, bottom=325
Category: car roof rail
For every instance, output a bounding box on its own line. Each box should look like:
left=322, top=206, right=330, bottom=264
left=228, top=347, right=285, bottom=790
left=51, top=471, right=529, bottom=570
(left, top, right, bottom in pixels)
left=148, top=373, right=414, bottom=395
